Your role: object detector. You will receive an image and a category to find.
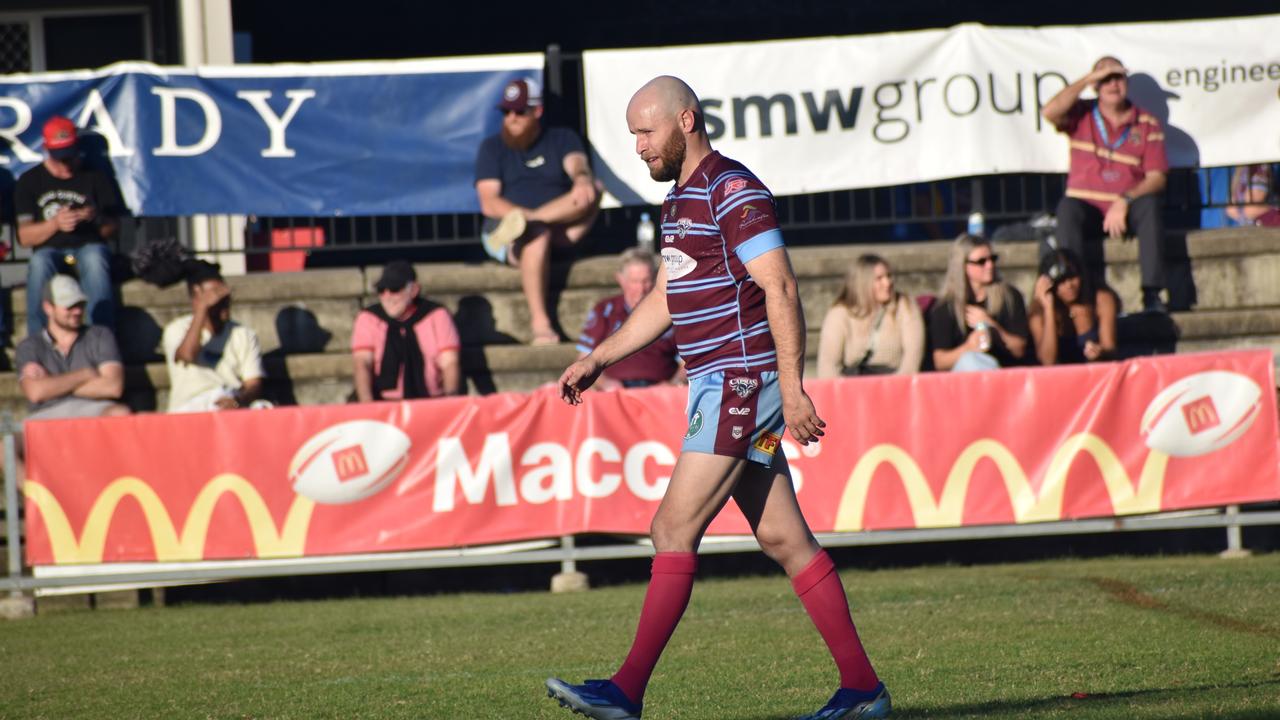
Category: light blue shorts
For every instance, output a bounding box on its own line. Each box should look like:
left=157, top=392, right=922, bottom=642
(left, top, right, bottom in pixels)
left=682, top=368, right=785, bottom=466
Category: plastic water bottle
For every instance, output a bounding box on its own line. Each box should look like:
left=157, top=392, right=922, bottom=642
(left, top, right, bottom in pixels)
left=636, top=212, right=655, bottom=253
left=975, top=321, right=992, bottom=352
left=967, top=211, right=985, bottom=238
left=967, top=211, right=985, bottom=237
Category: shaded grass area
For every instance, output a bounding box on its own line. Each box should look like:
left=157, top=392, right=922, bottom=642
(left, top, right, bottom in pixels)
left=2, top=554, right=1279, bottom=719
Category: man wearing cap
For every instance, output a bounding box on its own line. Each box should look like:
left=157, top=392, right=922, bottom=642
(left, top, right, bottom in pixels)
left=163, top=261, right=266, bottom=413
left=15, top=116, right=125, bottom=338
left=1042, top=56, right=1169, bottom=313
left=474, top=77, right=603, bottom=345
left=351, top=260, right=462, bottom=402
left=16, top=274, right=130, bottom=421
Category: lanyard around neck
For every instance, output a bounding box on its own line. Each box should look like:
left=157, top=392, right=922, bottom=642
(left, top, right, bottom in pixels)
left=1092, top=105, right=1131, bottom=151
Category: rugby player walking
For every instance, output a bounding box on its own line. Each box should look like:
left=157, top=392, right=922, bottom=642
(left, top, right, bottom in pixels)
left=547, top=76, right=890, bottom=720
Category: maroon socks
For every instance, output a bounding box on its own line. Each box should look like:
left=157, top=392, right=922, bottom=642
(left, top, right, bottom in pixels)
left=610, top=551, right=698, bottom=703
left=791, top=549, right=880, bottom=692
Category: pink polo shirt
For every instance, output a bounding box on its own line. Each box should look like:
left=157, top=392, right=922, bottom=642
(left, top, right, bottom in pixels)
left=351, top=303, right=460, bottom=398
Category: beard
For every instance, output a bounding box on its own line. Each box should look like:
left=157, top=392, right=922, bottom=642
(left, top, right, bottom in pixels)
left=649, top=130, right=686, bottom=182
left=501, top=122, right=539, bottom=151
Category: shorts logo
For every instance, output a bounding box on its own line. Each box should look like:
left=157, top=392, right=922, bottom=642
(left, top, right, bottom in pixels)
left=728, top=407, right=751, bottom=415
left=684, top=409, right=704, bottom=439
left=728, top=377, right=759, bottom=399
left=752, top=431, right=782, bottom=456
left=731, top=426, right=744, bottom=439
left=724, top=178, right=747, bottom=196
left=676, top=217, right=693, bottom=238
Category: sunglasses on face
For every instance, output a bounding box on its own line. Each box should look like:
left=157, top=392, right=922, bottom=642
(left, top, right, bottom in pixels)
left=966, top=253, right=999, bottom=266
left=502, top=108, right=530, bottom=117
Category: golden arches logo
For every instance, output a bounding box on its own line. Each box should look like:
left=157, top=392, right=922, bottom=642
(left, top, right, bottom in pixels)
left=834, top=434, right=1169, bottom=532
left=24, top=475, right=315, bottom=564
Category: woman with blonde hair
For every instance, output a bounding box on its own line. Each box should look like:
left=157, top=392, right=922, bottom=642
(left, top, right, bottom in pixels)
left=927, top=234, right=1029, bottom=371
left=818, top=254, right=924, bottom=377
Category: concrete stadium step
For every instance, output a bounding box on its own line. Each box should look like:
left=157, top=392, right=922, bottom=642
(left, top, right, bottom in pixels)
left=0, top=227, right=1277, bottom=419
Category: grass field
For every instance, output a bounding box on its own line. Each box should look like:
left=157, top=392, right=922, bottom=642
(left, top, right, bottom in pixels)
left=2, top=553, right=1279, bottom=719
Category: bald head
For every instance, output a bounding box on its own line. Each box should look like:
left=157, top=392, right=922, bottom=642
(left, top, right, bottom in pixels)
left=630, top=75, right=701, bottom=119
left=626, top=76, right=711, bottom=185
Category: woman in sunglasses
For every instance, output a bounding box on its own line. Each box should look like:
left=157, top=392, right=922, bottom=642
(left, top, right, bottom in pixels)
left=1028, top=248, right=1118, bottom=366
left=927, top=234, right=1029, bottom=372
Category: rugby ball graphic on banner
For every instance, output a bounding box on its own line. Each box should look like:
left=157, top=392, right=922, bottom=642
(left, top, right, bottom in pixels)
left=1140, top=371, right=1262, bottom=457
left=289, top=420, right=412, bottom=504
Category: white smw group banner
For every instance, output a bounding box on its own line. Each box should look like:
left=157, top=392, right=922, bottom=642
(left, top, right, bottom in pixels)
left=583, top=15, right=1280, bottom=207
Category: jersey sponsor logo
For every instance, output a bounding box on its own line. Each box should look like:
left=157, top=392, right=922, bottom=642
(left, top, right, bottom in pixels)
left=724, top=177, right=748, bottom=196
left=739, top=204, right=768, bottom=230
left=684, top=409, right=704, bottom=439
left=728, top=406, right=751, bottom=415
left=661, top=247, right=697, bottom=280
left=752, top=430, right=782, bottom=456
left=731, top=425, right=744, bottom=439
left=676, top=217, right=693, bottom=238
left=728, top=377, right=759, bottom=398
left=525, top=155, right=546, bottom=169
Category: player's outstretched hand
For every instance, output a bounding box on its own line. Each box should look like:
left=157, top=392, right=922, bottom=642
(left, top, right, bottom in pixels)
left=783, top=390, right=826, bottom=445
left=559, top=356, right=604, bottom=406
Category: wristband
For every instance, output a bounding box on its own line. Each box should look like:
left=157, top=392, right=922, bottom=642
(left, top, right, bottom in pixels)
left=1121, top=192, right=1135, bottom=203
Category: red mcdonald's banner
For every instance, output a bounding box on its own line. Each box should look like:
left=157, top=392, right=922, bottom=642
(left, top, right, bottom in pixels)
left=22, top=350, right=1280, bottom=566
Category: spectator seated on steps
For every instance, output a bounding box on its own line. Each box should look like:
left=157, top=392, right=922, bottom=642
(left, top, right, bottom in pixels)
left=16, top=274, right=130, bottom=422
left=474, top=77, right=604, bottom=345
left=352, top=260, right=462, bottom=402
left=576, top=248, right=683, bottom=391
left=162, top=261, right=267, bottom=413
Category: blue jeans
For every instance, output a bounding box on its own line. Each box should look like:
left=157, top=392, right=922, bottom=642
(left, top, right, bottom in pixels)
left=27, top=243, right=115, bottom=337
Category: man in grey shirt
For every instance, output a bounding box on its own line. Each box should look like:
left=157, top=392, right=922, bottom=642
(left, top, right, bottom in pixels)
left=16, top=275, right=130, bottom=421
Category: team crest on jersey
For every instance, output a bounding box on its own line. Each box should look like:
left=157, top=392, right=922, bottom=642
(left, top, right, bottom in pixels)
left=676, top=217, right=693, bottom=239
left=728, top=377, right=759, bottom=399
left=668, top=204, right=678, bottom=219
left=724, top=178, right=748, bottom=196
left=661, top=247, right=697, bottom=280
left=731, top=426, right=744, bottom=440
left=752, top=431, right=782, bottom=456
left=685, top=410, right=704, bottom=439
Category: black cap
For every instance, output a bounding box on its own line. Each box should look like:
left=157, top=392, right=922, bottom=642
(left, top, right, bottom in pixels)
left=375, top=260, right=416, bottom=292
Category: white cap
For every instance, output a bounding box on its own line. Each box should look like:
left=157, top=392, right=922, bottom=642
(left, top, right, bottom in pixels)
left=46, top=275, right=88, bottom=308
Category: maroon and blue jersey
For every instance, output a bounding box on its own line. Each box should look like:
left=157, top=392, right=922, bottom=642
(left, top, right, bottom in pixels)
left=659, top=152, right=785, bottom=380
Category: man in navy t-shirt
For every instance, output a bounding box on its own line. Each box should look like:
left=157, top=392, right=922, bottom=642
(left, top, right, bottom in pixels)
left=474, top=77, right=602, bottom=345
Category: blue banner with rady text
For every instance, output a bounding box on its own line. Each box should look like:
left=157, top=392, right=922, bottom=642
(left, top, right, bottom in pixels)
left=0, top=56, right=543, bottom=216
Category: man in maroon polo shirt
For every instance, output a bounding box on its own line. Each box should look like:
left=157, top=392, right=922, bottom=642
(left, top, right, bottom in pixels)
left=575, top=248, right=683, bottom=390
left=1042, top=56, right=1169, bottom=313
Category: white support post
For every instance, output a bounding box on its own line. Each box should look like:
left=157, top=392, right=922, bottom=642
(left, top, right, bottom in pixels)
left=1219, top=504, right=1251, bottom=559
left=550, top=534, right=589, bottom=593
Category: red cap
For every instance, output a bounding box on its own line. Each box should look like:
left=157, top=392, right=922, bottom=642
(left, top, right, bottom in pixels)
left=42, top=116, right=79, bottom=158
left=497, top=78, right=542, bottom=112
